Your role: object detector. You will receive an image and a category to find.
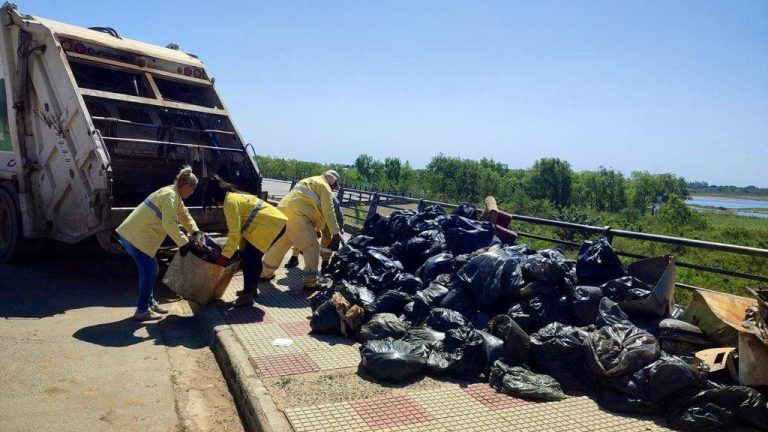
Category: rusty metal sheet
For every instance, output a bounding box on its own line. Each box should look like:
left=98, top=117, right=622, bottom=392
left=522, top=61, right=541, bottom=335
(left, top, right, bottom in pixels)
left=682, top=289, right=757, bottom=346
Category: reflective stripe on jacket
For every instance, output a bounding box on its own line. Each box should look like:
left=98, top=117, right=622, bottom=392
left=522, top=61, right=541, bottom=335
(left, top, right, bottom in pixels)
left=278, top=175, right=340, bottom=235
left=116, top=185, right=198, bottom=257
left=222, top=192, right=288, bottom=258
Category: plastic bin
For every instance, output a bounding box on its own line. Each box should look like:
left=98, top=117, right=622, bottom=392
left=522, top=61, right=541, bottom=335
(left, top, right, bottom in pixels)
left=162, top=252, right=241, bottom=304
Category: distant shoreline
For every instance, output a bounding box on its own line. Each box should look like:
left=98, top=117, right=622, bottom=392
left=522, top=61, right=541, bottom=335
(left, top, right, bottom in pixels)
left=689, top=193, right=768, bottom=202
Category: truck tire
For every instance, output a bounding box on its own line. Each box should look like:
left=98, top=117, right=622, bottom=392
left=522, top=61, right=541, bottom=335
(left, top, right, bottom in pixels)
left=0, top=186, right=41, bottom=263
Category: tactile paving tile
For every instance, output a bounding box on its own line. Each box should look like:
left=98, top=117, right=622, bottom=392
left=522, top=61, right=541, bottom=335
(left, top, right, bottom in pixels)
left=410, top=387, right=488, bottom=422
left=253, top=352, right=320, bottom=378
left=286, top=402, right=372, bottom=432
left=349, top=393, right=433, bottom=430
left=463, top=383, right=534, bottom=410
left=279, top=320, right=313, bottom=337
left=222, top=305, right=274, bottom=325
left=307, top=345, right=361, bottom=370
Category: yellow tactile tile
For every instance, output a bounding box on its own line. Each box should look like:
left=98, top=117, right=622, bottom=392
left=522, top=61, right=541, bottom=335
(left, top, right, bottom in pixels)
left=286, top=402, right=372, bottom=432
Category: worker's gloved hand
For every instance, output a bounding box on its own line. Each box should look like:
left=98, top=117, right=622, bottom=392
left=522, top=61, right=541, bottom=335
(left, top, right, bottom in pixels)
left=329, top=233, right=342, bottom=251
left=179, top=243, right=190, bottom=257
left=215, top=256, right=229, bottom=267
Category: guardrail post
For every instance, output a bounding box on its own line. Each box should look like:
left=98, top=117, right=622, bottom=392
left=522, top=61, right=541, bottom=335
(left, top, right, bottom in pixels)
left=367, top=193, right=380, bottom=221
left=603, top=226, right=613, bottom=244
left=417, top=199, right=425, bottom=212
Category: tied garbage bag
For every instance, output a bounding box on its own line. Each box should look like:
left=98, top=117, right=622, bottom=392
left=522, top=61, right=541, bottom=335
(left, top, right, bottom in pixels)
left=393, top=274, right=424, bottom=295
left=530, top=323, right=593, bottom=392
left=417, top=253, right=455, bottom=283
left=585, top=323, right=660, bottom=378
left=572, top=286, right=605, bottom=325
left=458, top=247, right=526, bottom=310
left=477, top=330, right=505, bottom=373
left=427, top=327, right=486, bottom=377
left=601, top=276, right=652, bottom=302
left=347, top=234, right=377, bottom=249
left=577, top=237, right=625, bottom=286
left=489, top=360, right=567, bottom=401
left=409, top=281, right=451, bottom=324
left=438, top=285, right=475, bottom=318
left=338, top=281, right=376, bottom=309
left=595, top=297, right=632, bottom=328
left=425, top=308, right=469, bottom=332
left=360, top=339, right=428, bottom=382
left=527, top=294, right=573, bottom=332
left=667, top=386, right=768, bottom=432
left=521, top=249, right=569, bottom=285
left=440, top=215, right=497, bottom=255
left=365, top=290, right=411, bottom=316
left=310, top=299, right=341, bottom=334
left=451, top=203, right=479, bottom=220
left=487, top=314, right=531, bottom=366
left=359, top=313, right=409, bottom=342
left=401, top=326, right=445, bottom=349
left=309, top=288, right=336, bottom=312
left=362, top=213, right=392, bottom=245
left=392, top=229, right=446, bottom=272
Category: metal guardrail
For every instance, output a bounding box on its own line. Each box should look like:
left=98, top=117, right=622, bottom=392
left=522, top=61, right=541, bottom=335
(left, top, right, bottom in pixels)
left=336, top=188, right=768, bottom=286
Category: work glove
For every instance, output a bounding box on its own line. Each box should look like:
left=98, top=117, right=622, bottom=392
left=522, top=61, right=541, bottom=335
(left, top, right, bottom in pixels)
left=179, top=243, right=190, bottom=257
left=215, top=256, right=229, bottom=267
left=329, top=233, right=342, bottom=251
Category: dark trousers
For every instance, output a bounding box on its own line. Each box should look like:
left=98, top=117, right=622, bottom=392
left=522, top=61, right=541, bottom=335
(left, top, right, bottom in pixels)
left=242, top=226, right=286, bottom=295
left=241, top=242, right=263, bottom=295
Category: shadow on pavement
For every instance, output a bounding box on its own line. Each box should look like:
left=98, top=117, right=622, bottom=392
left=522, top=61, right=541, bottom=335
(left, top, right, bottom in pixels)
left=72, top=314, right=206, bottom=349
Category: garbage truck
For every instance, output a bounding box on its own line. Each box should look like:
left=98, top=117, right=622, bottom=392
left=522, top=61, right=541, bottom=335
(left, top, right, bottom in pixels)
left=0, top=3, right=261, bottom=262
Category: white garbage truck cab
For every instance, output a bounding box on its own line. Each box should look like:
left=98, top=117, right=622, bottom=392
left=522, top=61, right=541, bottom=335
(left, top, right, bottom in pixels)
left=0, top=3, right=261, bottom=262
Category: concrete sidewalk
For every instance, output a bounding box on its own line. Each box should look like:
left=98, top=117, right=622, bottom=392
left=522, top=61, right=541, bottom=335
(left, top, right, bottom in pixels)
left=196, top=255, right=674, bottom=432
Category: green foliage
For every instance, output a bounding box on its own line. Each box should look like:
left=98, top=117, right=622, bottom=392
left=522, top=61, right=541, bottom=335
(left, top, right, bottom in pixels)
left=628, top=171, right=689, bottom=214
left=658, top=194, right=707, bottom=231
left=525, top=158, right=573, bottom=208
left=573, top=167, right=627, bottom=212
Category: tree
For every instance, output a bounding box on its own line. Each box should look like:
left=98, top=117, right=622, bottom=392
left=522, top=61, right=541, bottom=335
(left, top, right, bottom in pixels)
left=355, top=154, right=375, bottom=182
left=628, top=171, right=689, bottom=215
left=572, top=167, right=627, bottom=212
left=658, top=194, right=706, bottom=230
left=525, top=158, right=573, bottom=208
left=384, top=157, right=402, bottom=189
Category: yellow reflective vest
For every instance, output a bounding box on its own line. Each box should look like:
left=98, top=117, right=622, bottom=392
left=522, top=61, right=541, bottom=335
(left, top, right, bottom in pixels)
left=116, top=185, right=199, bottom=257
left=222, top=192, right=288, bottom=258
left=278, top=175, right=340, bottom=235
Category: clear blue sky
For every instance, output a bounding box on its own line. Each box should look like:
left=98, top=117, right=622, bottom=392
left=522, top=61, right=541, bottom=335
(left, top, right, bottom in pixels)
left=24, top=1, right=768, bottom=186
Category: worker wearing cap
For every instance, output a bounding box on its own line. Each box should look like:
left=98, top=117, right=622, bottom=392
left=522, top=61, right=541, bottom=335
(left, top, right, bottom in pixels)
left=286, top=194, right=345, bottom=273
left=261, top=170, right=342, bottom=290
left=207, top=177, right=288, bottom=307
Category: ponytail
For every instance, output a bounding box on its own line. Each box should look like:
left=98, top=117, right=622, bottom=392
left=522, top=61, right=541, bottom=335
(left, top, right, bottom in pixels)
left=175, top=165, right=199, bottom=189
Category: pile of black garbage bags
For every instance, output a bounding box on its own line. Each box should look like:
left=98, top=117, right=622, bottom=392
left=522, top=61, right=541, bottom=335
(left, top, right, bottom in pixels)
left=307, top=204, right=768, bottom=431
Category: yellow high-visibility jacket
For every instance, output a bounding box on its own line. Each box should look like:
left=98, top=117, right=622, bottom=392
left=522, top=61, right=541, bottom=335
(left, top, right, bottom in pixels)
left=116, top=185, right=198, bottom=257
left=278, top=175, right=340, bottom=235
left=222, top=192, right=288, bottom=258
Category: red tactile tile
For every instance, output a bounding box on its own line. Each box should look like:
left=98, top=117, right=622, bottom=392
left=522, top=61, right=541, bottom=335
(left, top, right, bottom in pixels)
left=463, top=383, right=534, bottom=411
left=350, top=393, right=433, bottom=430
left=224, top=306, right=273, bottom=325
left=279, top=320, right=312, bottom=337
left=254, top=353, right=320, bottom=378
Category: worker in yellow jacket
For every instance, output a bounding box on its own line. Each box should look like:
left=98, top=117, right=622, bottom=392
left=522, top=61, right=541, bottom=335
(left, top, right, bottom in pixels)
left=208, top=177, right=288, bottom=306
left=261, top=170, right=342, bottom=290
left=116, top=166, right=199, bottom=321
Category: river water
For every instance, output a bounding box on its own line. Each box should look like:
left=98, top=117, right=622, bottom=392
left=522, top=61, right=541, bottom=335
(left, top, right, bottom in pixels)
left=687, top=196, right=768, bottom=218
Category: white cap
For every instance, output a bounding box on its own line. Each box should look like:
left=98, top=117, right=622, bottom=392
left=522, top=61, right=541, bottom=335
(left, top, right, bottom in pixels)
left=324, top=170, right=340, bottom=186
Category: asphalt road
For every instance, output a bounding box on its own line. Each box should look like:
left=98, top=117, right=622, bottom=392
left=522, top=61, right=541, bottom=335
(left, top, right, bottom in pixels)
left=0, top=241, right=243, bottom=432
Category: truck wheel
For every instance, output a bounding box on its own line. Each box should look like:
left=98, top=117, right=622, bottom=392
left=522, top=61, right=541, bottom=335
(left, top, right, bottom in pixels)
left=0, top=187, right=41, bottom=263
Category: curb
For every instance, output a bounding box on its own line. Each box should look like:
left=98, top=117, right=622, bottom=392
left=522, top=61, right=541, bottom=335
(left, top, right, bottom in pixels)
left=190, top=300, right=293, bottom=432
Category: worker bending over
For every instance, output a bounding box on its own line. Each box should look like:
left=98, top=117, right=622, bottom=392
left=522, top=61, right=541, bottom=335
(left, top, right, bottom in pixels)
left=116, top=166, right=199, bottom=321
left=207, top=177, right=287, bottom=307
left=261, top=170, right=342, bottom=290
left=286, top=194, right=345, bottom=273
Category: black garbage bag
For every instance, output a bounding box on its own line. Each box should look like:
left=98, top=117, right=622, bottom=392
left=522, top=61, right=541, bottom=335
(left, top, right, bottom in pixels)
left=441, top=215, right=497, bottom=255
left=358, top=248, right=404, bottom=292
left=597, top=387, right=658, bottom=415
left=408, top=281, right=451, bottom=325
left=601, top=276, right=652, bottom=302
left=458, top=247, right=526, bottom=310
left=527, top=294, right=572, bottom=331
left=439, top=285, right=476, bottom=318
left=392, top=230, right=446, bottom=272
left=507, top=302, right=534, bottom=333
left=359, top=313, right=410, bottom=342
left=309, top=288, right=336, bottom=312
left=401, top=326, right=445, bottom=348
left=595, top=297, right=632, bottom=328
left=489, top=360, right=567, bottom=401
left=425, top=308, right=469, bottom=332
left=530, top=322, right=593, bottom=392
left=310, top=299, right=341, bottom=334
left=451, top=203, right=479, bottom=220
left=472, top=310, right=492, bottom=329
left=393, top=274, right=423, bottom=295
left=338, top=281, right=376, bottom=309
left=360, top=339, right=428, bottom=382
left=487, top=314, right=531, bottom=366
left=365, top=290, right=411, bottom=316
left=417, top=253, right=455, bottom=283
left=572, top=285, right=605, bottom=325
left=517, top=281, right=560, bottom=299
left=426, top=327, right=486, bottom=377
left=362, top=213, right=392, bottom=245
left=577, top=237, right=626, bottom=286
left=521, top=249, right=569, bottom=285
left=667, top=386, right=768, bottom=431
left=584, top=323, right=661, bottom=378
left=478, top=330, right=505, bottom=373
left=326, top=244, right=364, bottom=281
left=347, top=234, right=377, bottom=249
